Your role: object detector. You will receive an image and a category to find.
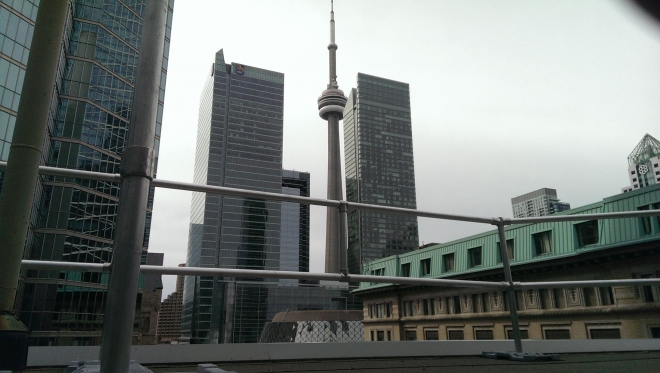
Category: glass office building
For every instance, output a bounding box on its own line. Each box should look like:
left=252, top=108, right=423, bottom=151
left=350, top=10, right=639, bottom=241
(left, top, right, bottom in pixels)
left=280, top=170, right=310, bottom=284
left=181, top=50, right=285, bottom=344
left=343, top=73, right=419, bottom=275
left=13, top=0, right=174, bottom=346
left=0, top=0, right=39, bottom=193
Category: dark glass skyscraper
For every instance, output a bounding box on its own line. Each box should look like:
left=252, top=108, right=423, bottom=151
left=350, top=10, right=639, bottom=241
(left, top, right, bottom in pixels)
left=343, top=73, right=419, bottom=275
left=181, top=49, right=284, bottom=344
left=14, top=0, right=174, bottom=346
left=280, top=170, right=310, bottom=282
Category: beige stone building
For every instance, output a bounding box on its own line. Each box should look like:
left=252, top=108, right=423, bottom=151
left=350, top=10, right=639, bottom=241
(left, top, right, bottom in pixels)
left=355, top=186, right=660, bottom=341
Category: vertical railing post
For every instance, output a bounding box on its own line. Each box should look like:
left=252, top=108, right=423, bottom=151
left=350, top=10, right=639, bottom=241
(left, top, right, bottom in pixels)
left=497, top=219, right=523, bottom=353
left=339, top=202, right=349, bottom=275
left=99, top=1, right=167, bottom=372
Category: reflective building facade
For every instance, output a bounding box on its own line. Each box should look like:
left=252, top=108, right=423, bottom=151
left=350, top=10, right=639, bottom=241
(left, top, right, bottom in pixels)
left=343, top=73, right=419, bottom=275
left=0, top=0, right=39, bottom=192
left=280, top=170, right=310, bottom=284
left=181, top=50, right=284, bottom=344
left=14, top=0, right=174, bottom=346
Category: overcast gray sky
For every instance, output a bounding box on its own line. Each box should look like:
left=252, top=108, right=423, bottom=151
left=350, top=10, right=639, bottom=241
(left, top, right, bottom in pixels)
left=150, top=0, right=660, bottom=298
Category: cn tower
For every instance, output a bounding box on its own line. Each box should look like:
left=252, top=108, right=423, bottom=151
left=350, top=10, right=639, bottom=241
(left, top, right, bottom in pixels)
left=317, top=0, right=347, bottom=273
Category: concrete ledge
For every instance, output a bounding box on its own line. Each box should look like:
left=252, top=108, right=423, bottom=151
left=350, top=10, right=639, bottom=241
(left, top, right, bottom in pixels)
left=27, top=339, right=660, bottom=367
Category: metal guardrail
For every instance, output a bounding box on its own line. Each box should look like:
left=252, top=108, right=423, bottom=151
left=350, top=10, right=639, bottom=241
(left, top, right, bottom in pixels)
left=4, top=160, right=660, bottom=357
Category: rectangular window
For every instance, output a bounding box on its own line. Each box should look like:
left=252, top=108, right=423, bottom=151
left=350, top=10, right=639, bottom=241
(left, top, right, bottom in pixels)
left=401, top=263, right=410, bottom=277
left=544, top=329, right=571, bottom=340
left=424, top=330, right=439, bottom=340
left=376, top=330, right=385, bottom=341
left=583, top=287, right=598, bottom=307
left=468, top=246, right=482, bottom=268
left=443, top=253, right=455, bottom=272
left=507, top=329, right=529, bottom=339
left=496, top=239, right=515, bottom=263
left=554, top=289, right=566, bottom=308
left=650, top=327, right=660, bottom=338
left=600, top=287, right=615, bottom=306
left=641, top=274, right=658, bottom=302
left=448, top=329, right=464, bottom=340
left=533, top=231, right=552, bottom=255
left=420, top=258, right=431, bottom=276
left=472, top=294, right=482, bottom=313
left=453, top=295, right=462, bottom=314
left=370, top=330, right=374, bottom=341
left=506, top=239, right=514, bottom=261
left=405, top=330, right=417, bottom=341
left=639, top=206, right=652, bottom=235
left=422, top=299, right=429, bottom=315
left=540, top=289, right=553, bottom=309
left=387, top=330, right=391, bottom=341
left=475, top=330, right=494, bottom=340
left=481, top=293, right=491, bottom=312
left=575, top=220, right=599, bottom=247
left=589, top=328, right=621, bottom=339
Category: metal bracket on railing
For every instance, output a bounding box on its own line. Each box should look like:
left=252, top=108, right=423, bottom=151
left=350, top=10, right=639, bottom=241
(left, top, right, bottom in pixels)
left=119, top=146, right=155, bottom=181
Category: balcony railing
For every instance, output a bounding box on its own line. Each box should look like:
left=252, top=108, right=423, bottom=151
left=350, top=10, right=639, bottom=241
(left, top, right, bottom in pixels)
left=3, top=159, right=660, bottom=363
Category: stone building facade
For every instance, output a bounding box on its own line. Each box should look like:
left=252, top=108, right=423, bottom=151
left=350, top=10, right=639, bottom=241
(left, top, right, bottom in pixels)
left=356, top=185, right=660, bottom=341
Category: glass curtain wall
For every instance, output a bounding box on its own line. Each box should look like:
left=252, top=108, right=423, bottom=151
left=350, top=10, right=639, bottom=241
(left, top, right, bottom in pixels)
left=18, top=0, right=174, bottom=346
left=343, top=73, right=419, bottom=275
left=181, top=50, right=284, bottom=344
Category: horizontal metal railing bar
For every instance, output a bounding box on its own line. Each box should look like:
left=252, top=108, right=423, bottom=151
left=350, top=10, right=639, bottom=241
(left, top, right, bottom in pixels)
left=344, top=201, right=495, bottom=224
left=20, top=260, right=504, bottom=289
left=150, top=178, right=341, bottom=208
left=3, top=161, right=659, bottom=227
left=20, top=260, right=660, bottom=288
left=21, top=260, right=110, bottom=272
left=0, top=162, right=121, bottom=183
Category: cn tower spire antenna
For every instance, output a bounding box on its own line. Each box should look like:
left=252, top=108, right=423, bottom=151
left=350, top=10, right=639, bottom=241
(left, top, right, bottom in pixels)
left=318, top=0, right=348, bottom=274
left=328, top=0, right=338, bottom=88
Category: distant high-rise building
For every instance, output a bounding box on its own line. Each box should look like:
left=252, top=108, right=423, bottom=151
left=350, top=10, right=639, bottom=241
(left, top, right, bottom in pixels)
left=343, top=73, right=419, bottom=275
left=138, top=253, right=164, bottom=345
left=13, top=0, right=174, bottom=347
left=280, top=170, right=310, bottom=284
left=181, top=49, right=285, bottom=344
left=622, top=134, right=660, bottom=193
left=511, top=188, right=570, bottom=218
left=157, top=264, right=185, bottom=344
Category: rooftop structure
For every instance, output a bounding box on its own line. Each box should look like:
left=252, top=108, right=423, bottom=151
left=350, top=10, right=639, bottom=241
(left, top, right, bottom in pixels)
left=511, top=188, right=570, bottom=218
left=623, top=133, right=660, bottom=193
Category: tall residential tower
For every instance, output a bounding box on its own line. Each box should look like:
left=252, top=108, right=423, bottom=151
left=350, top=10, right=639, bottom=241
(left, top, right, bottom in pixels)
left=511, top=188, right=570, bottom=218
left=343, top=73, right=419, bottom=275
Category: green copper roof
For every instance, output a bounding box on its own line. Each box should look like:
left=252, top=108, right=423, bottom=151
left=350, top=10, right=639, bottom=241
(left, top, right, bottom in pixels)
left=358, top=184, right=660, bottom=290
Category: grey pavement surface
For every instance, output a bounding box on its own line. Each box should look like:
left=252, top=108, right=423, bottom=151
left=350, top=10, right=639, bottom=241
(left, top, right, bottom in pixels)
left=139, top=351, right=660, bottom=373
